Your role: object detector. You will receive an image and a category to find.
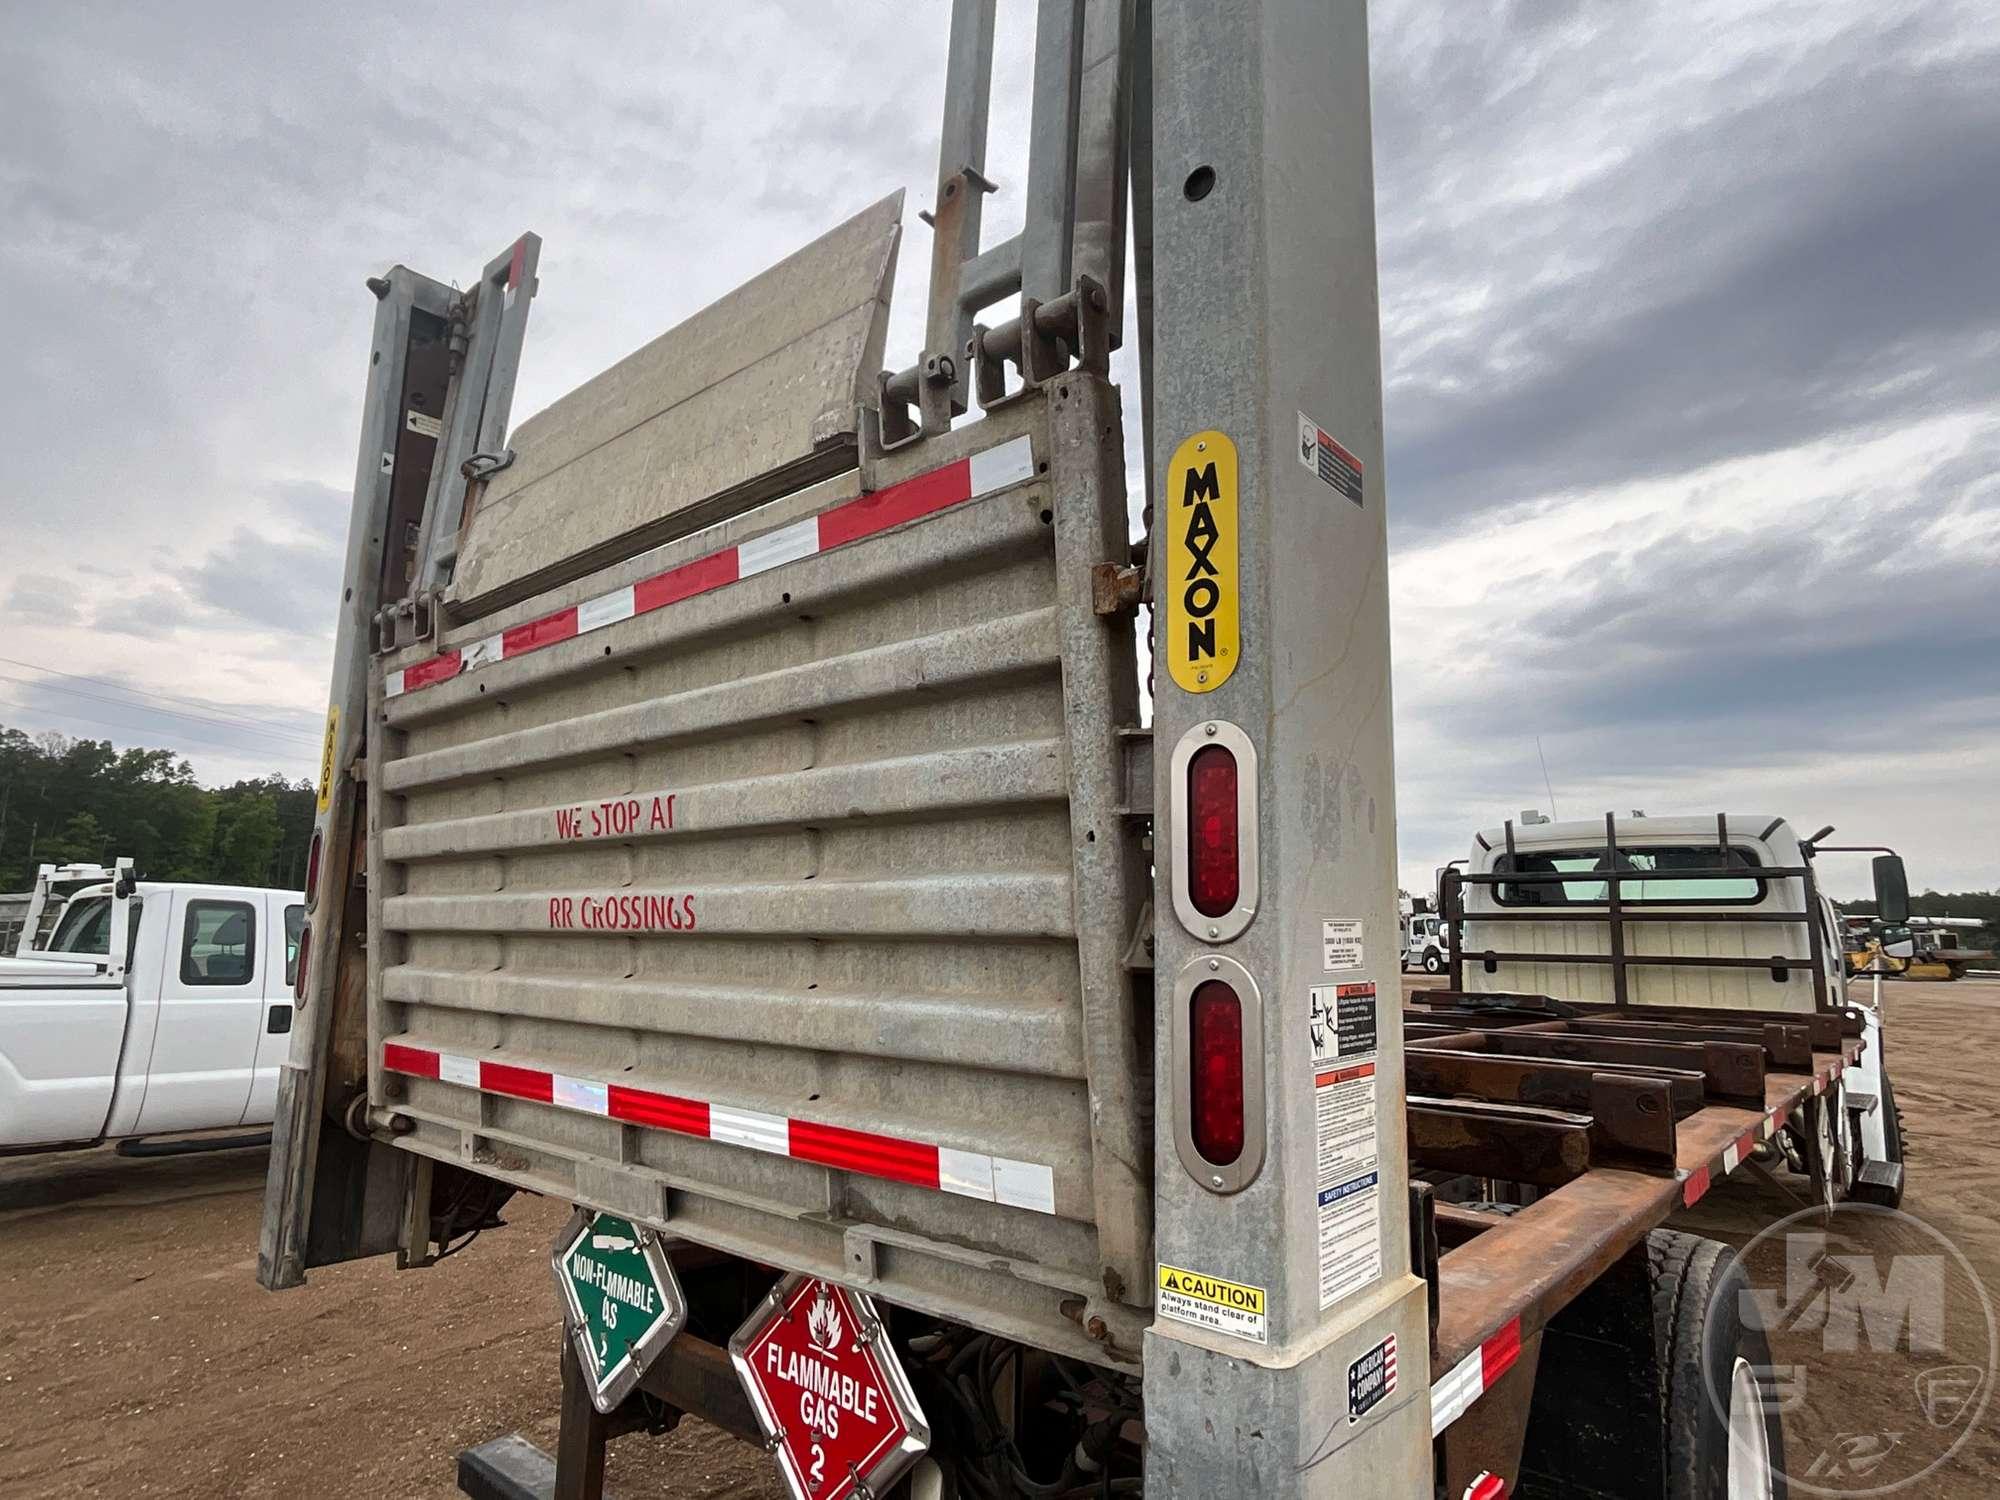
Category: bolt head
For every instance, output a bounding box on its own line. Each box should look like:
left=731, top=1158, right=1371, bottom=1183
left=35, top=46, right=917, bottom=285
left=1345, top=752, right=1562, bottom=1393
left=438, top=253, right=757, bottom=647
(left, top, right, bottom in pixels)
left=1208, top=958, right=1220, bottom=971
left=1207, top=926, right=1219, bottom=938
left=1204, top=722, right=1217, bottom=736
left=1210, top=1175, right=1224, bottom=1188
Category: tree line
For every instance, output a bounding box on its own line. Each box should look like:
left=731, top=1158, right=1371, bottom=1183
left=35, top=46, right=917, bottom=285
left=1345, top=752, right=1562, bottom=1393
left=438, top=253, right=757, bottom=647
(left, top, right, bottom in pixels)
left=0, top=726, right=314, bottom=893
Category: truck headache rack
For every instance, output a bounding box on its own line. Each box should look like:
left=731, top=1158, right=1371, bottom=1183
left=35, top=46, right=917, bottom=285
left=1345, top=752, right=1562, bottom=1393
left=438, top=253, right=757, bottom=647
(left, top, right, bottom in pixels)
left=1445, top=812, right=1837, bottom=1010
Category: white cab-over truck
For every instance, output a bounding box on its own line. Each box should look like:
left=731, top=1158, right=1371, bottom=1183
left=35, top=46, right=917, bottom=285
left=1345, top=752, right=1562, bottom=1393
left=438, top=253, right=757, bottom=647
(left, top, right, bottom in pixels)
left=1, top=860, right=303, bottom=1153
left=1442, top=812, right=1912, bottom=1211
left=262, top=4, right=1885, bottom=1497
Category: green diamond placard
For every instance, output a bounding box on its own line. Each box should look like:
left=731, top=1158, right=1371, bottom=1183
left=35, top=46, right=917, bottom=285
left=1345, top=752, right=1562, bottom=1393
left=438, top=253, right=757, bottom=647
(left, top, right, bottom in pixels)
left=550, top=1209, right=686, bottom=1412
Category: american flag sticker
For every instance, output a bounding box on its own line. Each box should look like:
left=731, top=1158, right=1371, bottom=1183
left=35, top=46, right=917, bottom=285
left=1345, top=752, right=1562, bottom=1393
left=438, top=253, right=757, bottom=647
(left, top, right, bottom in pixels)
left=1348, top=1331, right=1398, bottom=1422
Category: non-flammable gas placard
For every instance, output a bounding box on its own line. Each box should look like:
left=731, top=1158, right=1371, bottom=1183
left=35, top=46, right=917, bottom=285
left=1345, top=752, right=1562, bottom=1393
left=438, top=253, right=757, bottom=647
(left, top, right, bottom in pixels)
left=1163, top=430, right=1239, bottom=694
left=551, top=1210, right=687, bottom=1413
left=1157, top=1264, right=1268, bottom=1344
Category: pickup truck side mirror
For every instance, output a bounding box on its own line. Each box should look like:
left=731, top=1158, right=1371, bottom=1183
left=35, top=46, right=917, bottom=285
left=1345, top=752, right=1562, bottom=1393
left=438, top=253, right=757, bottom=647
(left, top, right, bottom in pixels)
left=1872, top=854, right=1910, bottom=927
left=1883, top=937, right=1917, bottom=961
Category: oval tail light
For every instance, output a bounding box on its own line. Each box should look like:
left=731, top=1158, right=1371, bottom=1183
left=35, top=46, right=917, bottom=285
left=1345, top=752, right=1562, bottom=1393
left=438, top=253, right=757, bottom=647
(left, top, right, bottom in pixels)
left=1187, top=744, right=1240, bottom=918
left=293, top=920, right=312, bottom=1004
left=303, top=828, right=324, bottom=913
left=1189, top=980, right=1246, bottom=1165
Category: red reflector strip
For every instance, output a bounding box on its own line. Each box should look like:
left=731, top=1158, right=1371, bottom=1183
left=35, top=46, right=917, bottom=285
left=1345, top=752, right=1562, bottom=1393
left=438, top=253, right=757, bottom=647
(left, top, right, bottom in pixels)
left=480, top=1061, right=554, bottom=1103
left=633, top=547, right=738, bottom=613
left=815, top=458, right=970, bottom=549
left=607, top=1084, right=710, bottom=1138
left=502, top=607, right=578, bottom=656
left=789, top=1118, right=942, bottom=1190
left=382, top=1042, right=439, bottom=1079
left=1681, top=1164, right=1712, bottom=1207
left=1431, top=1316, right=1524, bottom=1437
left=384, top=436, right=1033, bottom=699
left=1464, top=1474, right=1508, bottom=1500
left=1480, top=1319, right=1522, bottom=1386
left=381, top=1042, right=1052, bottom=1213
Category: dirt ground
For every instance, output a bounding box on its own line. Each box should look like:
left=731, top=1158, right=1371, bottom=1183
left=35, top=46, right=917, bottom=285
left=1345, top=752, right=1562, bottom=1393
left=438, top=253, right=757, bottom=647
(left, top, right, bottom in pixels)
left=1, top=977, right=1994, bottom=1497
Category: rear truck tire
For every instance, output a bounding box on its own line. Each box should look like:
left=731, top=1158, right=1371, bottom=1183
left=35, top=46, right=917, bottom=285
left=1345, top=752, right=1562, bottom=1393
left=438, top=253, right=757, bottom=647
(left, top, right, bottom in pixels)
left=1849, top=1070, right=1906, bottom=1209
left=1517, top=1229, right=1785, bottom=1499
left=1655, top=1231, right=1786, bottom=1500
left=1423, top=949, right=1446, bottom=974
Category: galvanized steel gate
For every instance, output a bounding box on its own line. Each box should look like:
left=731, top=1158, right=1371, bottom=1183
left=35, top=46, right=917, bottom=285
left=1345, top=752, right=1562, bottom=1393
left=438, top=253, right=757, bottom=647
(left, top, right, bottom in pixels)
left=367, top=384, right=1152, bottom=1363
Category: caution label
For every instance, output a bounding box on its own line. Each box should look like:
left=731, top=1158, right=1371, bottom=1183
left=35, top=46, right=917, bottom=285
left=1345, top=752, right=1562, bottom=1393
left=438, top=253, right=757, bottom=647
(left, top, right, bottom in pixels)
left=1157, top=1264, right=1267, bottom=1344
left=1162, top=431, right=1239, bottom=694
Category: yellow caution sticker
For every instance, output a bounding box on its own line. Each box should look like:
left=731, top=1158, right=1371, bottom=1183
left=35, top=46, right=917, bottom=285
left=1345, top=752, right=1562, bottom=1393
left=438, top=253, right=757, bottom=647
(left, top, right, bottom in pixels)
left=315, top=706, right=340, bottom=815
left=1157, top=1263, right=1268, bottom=1344
left=1162, top=430, right=1239, bottom=694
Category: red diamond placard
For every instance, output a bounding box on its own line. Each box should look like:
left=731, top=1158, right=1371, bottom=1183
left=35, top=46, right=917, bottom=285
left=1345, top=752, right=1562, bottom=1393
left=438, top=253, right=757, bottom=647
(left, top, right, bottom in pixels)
left=730, top=1275, right=929, bottom=1500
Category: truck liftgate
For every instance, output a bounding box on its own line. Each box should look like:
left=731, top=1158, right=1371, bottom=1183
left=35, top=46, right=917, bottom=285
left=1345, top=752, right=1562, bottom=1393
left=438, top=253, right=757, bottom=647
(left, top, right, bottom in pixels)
left=264, top=2, right=1863, bottom=1495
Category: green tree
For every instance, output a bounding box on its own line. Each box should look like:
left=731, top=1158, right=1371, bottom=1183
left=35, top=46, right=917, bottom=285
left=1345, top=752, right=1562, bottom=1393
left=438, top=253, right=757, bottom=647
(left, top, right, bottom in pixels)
left=215, top=794, right=284, bottom=886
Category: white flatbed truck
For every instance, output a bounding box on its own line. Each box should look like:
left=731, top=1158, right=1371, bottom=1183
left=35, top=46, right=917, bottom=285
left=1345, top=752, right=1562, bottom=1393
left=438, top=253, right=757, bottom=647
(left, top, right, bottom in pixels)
left=261, top=4, right=1892, bottom=1495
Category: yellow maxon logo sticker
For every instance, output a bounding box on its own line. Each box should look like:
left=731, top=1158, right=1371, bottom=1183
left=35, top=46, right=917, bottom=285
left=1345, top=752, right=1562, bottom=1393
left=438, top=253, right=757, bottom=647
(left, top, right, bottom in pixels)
left=1157, top=1263, right=1268, bottom=1343
left=1163, top=430, right=1239, bottom=693
left=315, top=706, right=340, bottom=815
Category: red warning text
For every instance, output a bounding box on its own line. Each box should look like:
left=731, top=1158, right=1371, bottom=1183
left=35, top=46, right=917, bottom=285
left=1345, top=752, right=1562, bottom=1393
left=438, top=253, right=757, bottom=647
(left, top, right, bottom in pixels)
left=553, top=794, right=678, bottom=842
left=548, top=894, right=698, bottom=931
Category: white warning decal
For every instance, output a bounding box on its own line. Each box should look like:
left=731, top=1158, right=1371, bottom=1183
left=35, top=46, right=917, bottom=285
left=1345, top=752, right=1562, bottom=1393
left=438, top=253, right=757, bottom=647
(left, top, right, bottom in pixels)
left=1316, top=1060, right=1383, bottom=1309
left=1321, top=918, right=1365, bottom=971
left=1309, top=982, right=1378, bottom=1070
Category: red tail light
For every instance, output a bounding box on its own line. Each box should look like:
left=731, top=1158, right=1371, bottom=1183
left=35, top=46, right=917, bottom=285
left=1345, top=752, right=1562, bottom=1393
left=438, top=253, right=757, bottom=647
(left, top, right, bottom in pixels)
left=304, top=829, right=324, bottom=913
left=1189, top=980, right=1246, bottom=1166
left=1187, top=744, right=1240, bottom=918
left=293, top=920, right=312, bottom=1003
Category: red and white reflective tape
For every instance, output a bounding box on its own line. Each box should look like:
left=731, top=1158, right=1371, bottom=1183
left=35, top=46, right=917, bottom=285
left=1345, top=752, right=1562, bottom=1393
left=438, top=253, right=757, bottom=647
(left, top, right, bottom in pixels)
left=385, top=435, right=1038, bottom=699
left=503, top=238, right=528, bottom=309
left=1430, top=1317, right=1522, bottom=1437
left=1463, top=1474, right=1508, bottom=1500
left=381, top=1040, right=1057, bottom=1215
left=1680, top=1080, right=1811, bottom=1208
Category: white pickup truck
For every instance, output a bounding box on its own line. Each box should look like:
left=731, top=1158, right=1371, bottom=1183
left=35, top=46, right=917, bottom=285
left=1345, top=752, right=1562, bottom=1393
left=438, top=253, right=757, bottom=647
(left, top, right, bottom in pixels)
left=0, top=860, right=304, bottom=1154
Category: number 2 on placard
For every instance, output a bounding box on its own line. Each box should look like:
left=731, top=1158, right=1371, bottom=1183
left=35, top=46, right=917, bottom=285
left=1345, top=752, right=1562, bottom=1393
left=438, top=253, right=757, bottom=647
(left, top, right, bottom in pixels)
left=810, top=1442, right=826, bottom=1487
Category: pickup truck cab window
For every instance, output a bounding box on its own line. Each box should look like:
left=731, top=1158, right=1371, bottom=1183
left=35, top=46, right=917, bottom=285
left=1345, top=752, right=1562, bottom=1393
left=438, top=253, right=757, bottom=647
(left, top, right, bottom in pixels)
left=1494, top=845, right=1766, bottom=906
left=49, top=894, right=145, bottom=968
left=180, top=900, right=256, bottom=986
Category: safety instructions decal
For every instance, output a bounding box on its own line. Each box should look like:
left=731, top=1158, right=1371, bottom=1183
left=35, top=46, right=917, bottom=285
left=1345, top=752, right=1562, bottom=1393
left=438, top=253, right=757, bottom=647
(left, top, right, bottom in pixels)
left=1316, top=1042, right=1383, bottom=1309
left=1321, top=918, right=1365, bottom=971
left=1309, top=982, right=1378, bottom=1070
left=1157, top=1265, right=1268, bottom=1345
left=1297, top=411, right=1364, bottom=506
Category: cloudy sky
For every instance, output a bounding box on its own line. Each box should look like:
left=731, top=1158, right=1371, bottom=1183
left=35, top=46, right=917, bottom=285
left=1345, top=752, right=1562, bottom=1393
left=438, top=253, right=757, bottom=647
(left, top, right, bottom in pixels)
left=2, top=1, right=1994, bottom=898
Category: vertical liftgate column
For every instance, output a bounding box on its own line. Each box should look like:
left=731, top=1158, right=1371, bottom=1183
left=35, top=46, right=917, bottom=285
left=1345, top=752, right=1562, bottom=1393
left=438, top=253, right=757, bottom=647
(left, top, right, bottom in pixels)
left=1144, top=1, right=1431, bottom=1495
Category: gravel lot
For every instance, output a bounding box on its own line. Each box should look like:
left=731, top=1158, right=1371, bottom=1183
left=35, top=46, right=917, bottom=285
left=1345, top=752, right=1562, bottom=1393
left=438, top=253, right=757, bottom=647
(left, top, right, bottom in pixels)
left=1, top=976, right=1993, bottom=1496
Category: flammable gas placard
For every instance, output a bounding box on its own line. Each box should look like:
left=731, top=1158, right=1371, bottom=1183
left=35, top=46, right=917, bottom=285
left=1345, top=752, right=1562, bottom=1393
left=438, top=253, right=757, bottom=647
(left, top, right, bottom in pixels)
left=1157, top=1264, right=1268, bottom=1344
left=1162, top=431, right=1239, bottom=694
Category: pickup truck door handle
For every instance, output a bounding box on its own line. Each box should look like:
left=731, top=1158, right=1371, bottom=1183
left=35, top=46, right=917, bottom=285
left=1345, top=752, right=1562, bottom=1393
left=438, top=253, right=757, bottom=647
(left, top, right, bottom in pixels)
left=267, top=1004, right=293, bottom=1035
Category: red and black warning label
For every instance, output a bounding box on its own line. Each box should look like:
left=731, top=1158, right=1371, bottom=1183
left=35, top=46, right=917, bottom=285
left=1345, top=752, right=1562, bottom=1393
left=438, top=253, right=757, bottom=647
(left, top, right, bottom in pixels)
left=1298, top=411, right=1364, bottom=507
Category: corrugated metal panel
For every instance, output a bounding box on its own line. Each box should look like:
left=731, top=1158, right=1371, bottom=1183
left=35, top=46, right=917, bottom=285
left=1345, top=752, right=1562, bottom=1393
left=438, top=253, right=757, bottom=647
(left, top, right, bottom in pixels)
left=367, top=385, right=1149, bottom=1362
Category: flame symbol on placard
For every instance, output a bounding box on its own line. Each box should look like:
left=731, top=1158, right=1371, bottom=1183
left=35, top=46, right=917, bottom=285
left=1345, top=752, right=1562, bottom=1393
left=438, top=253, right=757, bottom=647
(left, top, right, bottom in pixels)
left=808, top=1288, right=844, bottom=1354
